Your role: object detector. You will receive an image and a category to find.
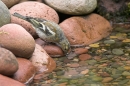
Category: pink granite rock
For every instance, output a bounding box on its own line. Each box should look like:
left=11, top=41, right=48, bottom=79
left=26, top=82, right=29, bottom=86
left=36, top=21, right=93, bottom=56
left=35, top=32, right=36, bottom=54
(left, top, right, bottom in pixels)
left=1, top=0, right=20, bottom=8
left=60, top=13, right=113, bottom=46
left=0, top=24, right=35, bottom=58
left=35, top=38, right=64, bottom=57
left=29, top=44, right=56, bottom=74
left=0, top=47, right=18, bottom=76
left=79, top=54, right=92, bottom=61
left=13, top=58, right=36, bottom=84
left=0, top=74, right=25, bottom=86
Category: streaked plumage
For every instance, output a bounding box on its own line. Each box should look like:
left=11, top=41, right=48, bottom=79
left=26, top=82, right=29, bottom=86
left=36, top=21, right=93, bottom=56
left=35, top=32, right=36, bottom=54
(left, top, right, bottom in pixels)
left=12, top=12, right=70, bottom=55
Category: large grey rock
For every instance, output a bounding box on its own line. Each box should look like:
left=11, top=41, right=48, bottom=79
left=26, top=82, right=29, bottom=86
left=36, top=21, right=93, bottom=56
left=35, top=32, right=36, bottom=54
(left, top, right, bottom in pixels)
left=44, top=0, right=97, bottom=15
left=0, top=0, right=10, bottom=27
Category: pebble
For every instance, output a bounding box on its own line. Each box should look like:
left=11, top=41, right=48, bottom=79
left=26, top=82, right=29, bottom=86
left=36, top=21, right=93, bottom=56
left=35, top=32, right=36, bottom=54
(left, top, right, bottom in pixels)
left=71, top=48, right=88, bottom=55
left=72, top=58, right=79, bottom=62
left=112, top=49, right=124, bottom=55
left=44, top=0, right=97, bottom=15
left=63, top=69, right=79, bottom=78
left=100, top=72, right=110, bottom=77
left=126, top=76, right=130, bottom=79
left=104, top=39, right=115, bottom=44
left=124, top=66, right=130, bottom=70
left=122, top=71, right=130, bottom=76
left=126, top=61, right=130, bottom=64
left=80, top=69, right=89, bottom=75
left=67, top=63, right=80, bottom=68
left=102, top=77, right=113, bottom=83
left=79, top=54, right=92, bottom=61
left=78, top=61, right=88, bottom=66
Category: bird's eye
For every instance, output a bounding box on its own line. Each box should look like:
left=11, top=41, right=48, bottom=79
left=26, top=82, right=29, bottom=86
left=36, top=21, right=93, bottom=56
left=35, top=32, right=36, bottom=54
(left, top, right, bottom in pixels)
left=39, top=23, right=43, bottom=27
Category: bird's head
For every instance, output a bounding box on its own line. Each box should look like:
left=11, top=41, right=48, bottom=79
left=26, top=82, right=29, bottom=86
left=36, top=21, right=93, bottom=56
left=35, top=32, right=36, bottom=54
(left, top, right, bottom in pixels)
left=58, top=38, right=71, bottom=55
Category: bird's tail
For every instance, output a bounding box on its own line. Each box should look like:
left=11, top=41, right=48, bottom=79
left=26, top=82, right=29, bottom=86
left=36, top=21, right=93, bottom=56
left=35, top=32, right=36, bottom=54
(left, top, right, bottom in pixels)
left=12, top=12, right=41, bottom=28
left=12, top=12, right=28, bottom=20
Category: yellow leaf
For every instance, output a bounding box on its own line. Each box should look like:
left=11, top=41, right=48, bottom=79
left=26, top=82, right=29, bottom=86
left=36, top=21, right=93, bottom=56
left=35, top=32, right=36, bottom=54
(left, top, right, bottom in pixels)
left=122, top=39, right=130, bottom=42
left=89, top=43, right=99, bottom=48
left=110, top=36, right=117, bottom=39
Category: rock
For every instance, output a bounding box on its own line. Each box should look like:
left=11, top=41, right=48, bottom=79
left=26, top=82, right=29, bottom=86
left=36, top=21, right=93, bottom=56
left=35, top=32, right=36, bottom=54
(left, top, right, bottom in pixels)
left=80, top=69, right=89, bottom=75
left=44, top=0, right=97, bottom=15
left=43, top=44, right=64, bottom=57
left=10, top=1, right=59, bottom=37
left=112, top=48, right=124, bottom=55
left=0, top=47, right=18, bottom=76
left=0, top=74, right=25, bottom=86
left=35, top=38, right=46, bottom=46
left=60, top=13, right=113, bottom=46
left=102, top=77, right=113, bottom=83
left=63, top=69, right=79, bottom=78
left=35, top=38, right=64, bottom=57
left=100, top=72, right=110, bottom=77
left=1, top=0, right=20, bottom=8
left=0, top=0, right=10, bottom=27
left=29, top=44, right=56, bottom=74
left=20, top=0, right=29, bottom=3
left=0, top=24, right=35, bottom=58
left=12, top=58, right=36, bottom=84
left=79, top=54, right=92, bottom=61
left=72, top=48, right=88, bottom=55
left=33, top=73, right=46, bottom=83
left=67, top=63, right=80, bottom=68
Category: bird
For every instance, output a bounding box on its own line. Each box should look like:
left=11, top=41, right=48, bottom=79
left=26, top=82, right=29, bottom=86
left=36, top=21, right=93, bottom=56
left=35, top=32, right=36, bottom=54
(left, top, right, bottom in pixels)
left=12, top=12, right=70, bottom=55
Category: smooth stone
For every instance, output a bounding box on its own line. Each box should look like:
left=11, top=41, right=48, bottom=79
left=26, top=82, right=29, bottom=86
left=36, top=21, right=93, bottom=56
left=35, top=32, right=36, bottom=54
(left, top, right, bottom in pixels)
left=104, top=39, right=115, bottom=44
left=122, top=71, right=130, bottom=76
left=1, top=0, right=20, bottom=8
left=44, top=0, right=97, bottom=15
left=0, top=0, right=10, bottom=27
left=80, top=69, right=89, bottom=75
left=13, top=58, right=36, bottom=84
left=0, top=24, right=35, bottom=58
left=10, top=1, right=59, bottom=37
left=79, top=54, right=92, bottom=61
left=72, top=47, right=88, bottom=55
left=67, top=63, right=80, bottom=68
left=35, top=38, right=64, bottom=57
left=60, top=13, right=113, bottom=46
left=100, top=72, right=110, bottom=77
left=0, top=74, right=25, bottom=86
left=63, top=69, right=79, bottom=78
left=102, top=77, right=113, bottom=83
left=0, top=47, right=18, bottom=76
left=29, top=44, right=56, bottom=74
left=112, top=48, right=124, bottom=55
left=33, top=73, right=50, bottom=83
left=43, top=44, right=64, bottom=57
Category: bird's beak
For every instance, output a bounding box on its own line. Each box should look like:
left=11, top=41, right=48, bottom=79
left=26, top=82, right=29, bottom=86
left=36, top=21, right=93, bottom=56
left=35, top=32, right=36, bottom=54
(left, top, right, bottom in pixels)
left=58, top=39, right=71, bottom=55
